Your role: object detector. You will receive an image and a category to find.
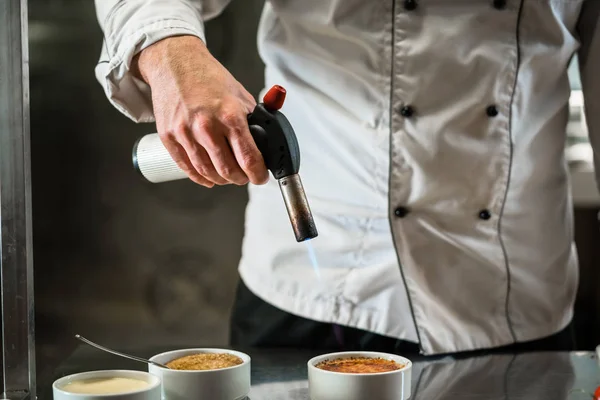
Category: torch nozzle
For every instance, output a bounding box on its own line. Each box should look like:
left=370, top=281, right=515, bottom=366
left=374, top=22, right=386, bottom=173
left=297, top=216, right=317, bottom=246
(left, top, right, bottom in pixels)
left=278, top=174, right=318, bottom=242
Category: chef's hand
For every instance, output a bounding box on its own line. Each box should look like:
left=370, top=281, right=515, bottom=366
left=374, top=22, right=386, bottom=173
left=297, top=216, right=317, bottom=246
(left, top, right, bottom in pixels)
left=132, top=35, right=269, bottom=187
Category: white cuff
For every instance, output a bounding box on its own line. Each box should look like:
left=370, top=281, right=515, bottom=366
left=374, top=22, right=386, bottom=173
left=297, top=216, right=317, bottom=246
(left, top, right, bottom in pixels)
left=96, top=15, right=205, bottom=123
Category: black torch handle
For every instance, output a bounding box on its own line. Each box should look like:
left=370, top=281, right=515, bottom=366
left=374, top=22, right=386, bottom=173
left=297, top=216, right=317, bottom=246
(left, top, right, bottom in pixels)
left=247, top=103, right=301, bottom=180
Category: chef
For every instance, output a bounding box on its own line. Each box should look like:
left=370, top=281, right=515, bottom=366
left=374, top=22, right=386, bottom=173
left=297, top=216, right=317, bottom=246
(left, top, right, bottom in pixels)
left=93, top=0, right=598, bottom=355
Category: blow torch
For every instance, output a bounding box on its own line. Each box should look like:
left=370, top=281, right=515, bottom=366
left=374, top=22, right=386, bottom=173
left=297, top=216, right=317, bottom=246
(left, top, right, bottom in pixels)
left=132, top=85, right=318, bottom=242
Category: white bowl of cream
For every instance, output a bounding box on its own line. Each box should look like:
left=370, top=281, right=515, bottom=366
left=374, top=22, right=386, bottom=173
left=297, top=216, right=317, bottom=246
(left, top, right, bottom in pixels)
left=53, top=370, right=161, bottom=400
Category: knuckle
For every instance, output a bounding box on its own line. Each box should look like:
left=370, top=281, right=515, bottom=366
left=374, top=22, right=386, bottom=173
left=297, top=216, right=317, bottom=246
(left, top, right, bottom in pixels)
left=187, top=149, right=213, bottom=176
left=192, top=115, right=214, bottom=133
left=161, top=127, right=186, bottom=146
left=219, top=164, right=235, bottom=179
left=220, top=164, right=246, bottom=183
left=192, top=164, right=213, bottom=180
left=159, top=129, right=177, bottom=142
left=175, top=122, right=189, bottom=135
left=164, top=123, right=188, bottom=140
left=220, top=111, right=241, bottom=127
left=197, top=165, right=212, bottom=178
left=241, top=152, right=262, bottom=171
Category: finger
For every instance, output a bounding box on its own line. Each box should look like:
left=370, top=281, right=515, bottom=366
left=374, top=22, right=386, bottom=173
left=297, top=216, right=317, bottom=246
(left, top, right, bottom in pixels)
left=207, top=134, right=250, bottom=185
left=183, top=142, right=229, bottom=186
left=193, top=120, right=249, bottom=185
left=160, top=136, right=215, bottom=188
left=225, top=123, right=269, bottom=185
left=176, top=128, right=228, bottom=185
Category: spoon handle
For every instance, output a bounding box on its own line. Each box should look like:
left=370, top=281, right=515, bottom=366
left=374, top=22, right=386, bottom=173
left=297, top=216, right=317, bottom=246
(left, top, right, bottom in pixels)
left=75, top=334, right=168, bottom=369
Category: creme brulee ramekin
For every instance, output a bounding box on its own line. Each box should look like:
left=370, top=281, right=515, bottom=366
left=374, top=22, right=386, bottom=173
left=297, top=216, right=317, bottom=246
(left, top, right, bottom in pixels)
left=148, top=348, right=251, bottom=400
left=307, top=351, right=412, bottom=400
left=52, top=370, right=161, bottom=400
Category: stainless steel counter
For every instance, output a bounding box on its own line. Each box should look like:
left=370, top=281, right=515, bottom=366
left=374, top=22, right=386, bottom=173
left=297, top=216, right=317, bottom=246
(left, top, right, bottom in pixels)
left=42, top=346, right=599, bottom=400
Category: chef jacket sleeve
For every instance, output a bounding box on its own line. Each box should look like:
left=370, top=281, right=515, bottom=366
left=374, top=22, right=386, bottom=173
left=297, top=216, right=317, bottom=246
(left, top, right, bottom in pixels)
left=94, top=0, right=232, bottom=123
left=577, top=1, right=600, bottom=189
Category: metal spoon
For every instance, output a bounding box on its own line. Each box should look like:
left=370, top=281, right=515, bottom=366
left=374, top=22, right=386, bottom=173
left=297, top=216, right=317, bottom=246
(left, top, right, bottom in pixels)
left=75, top=334, right=170, bottom=369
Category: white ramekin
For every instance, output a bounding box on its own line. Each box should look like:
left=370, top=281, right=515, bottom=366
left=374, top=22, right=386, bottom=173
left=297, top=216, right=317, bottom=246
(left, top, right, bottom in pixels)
left=148, top=348, right=251, bottom=400
left=307, top=351, right=412, bottom=400
left=53, top=370, right=161, bottom=400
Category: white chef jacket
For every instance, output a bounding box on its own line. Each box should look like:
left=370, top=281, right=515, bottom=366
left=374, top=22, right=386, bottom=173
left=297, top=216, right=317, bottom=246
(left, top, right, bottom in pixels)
left=94, top=0, right=600, bottom=355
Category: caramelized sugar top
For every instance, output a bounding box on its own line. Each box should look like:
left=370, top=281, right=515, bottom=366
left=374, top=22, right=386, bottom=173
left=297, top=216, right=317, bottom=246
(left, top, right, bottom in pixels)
left=166, top=353, right=243, bottom=371
left=315, top=357, right=403, bottom=374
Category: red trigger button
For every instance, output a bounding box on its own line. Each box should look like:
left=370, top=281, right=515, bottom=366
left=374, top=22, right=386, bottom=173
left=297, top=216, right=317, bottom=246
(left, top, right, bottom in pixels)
left=263, top=85, right=286, bottom=111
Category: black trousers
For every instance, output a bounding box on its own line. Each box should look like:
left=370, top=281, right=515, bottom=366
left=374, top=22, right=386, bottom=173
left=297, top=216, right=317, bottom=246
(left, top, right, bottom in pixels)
left=229, top=280, right=576, bottom=356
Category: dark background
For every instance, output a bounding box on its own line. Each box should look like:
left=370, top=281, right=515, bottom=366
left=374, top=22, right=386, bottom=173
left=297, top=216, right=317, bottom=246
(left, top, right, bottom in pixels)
left=26, top=0, right=599, bottom=388
left=29, top=0, right=265, bottom=385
